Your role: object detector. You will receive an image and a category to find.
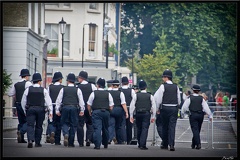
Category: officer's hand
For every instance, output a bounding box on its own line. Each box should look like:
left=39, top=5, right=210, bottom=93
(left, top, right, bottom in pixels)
left=130, top=117, right=134, bottom=123
left=157, top=110, right=160, bottom=114
left=79, top=111, right=84, bottom=116
left=125, top=112, right=129, bottom=119
left=110, top=106, right=113, bottom=111
left=49, top=114, right=53, bottom=119
left=89, top=111, right=92, bottom=116
left=150, top=118, right=155, bottom=123
left=56, top=111, right=61, bottom=116
left=209, top=118, right=212, bottom=122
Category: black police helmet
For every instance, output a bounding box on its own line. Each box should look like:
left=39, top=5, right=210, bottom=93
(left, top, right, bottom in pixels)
left=52, top=71, right=63, bottom=83
left=32, top=73, right=42, bottom=82
left=139, top=80, right=147, bottom=90
left=107, top=80, right=114, bottom=84
left=132, top=85, right=139, bottom=90
left=162, top=69, right=172, bottom=78
left=97, top=78, right=105, bottom=88
left=67, top=73, right=76, bottom=83
left=20, top=69, right=31, bottom=77
left=191, top=85, right=201, bottom=91
left=121, top=76, right=129, bottom=83
left=78, top=71, right=88, bottom=80
left=112, top=80, right=120, bottom=85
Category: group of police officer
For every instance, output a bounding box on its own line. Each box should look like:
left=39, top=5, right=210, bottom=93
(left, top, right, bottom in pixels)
left=9, top=68, right=213, bottom=151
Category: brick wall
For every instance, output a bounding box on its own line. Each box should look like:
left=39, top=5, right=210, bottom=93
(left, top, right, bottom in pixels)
left=3, top=3, right=28, bottom=27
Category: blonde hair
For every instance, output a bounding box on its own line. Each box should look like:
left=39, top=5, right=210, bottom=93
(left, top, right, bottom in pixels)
left=201, top=93, right=208, bottom=100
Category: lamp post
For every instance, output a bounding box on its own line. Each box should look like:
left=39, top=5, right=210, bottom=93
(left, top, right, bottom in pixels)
left=104, top=20, right=113, bottom=69
left=82, top=23, right=96, bottom=68
left=59, top=17, right=66, bottom=67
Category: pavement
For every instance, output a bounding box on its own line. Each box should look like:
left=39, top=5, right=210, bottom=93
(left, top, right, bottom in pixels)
left=2, top=117, right=238, bottom=158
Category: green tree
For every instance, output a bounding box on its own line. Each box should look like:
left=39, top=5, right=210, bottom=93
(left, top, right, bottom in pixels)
left=3, top=69, right=12, bottom=95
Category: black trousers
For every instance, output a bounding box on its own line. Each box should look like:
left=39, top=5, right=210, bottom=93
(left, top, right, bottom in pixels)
left=26, top=106, right=45, bottom=144
left=156, top=112, right=163, bottom=140
left=161, top=106, right=178, bottom=147
left=135, top=112, right=151, bottom=148
left=189, top=112, right=204, bottom=146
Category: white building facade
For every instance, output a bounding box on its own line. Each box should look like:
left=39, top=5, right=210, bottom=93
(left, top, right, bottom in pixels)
left=44, top=3, right=129, bottom=85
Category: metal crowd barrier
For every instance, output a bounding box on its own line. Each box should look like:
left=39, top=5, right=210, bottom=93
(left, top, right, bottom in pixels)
left=211, top=111, right=237, bottom=149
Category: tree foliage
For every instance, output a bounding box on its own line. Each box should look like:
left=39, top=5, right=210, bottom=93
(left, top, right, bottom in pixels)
left=121, top=2, right=237, bottom=94
left=3, top=69, right=12, bottom=95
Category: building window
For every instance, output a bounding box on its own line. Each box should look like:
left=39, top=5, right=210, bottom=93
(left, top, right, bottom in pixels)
left=63, top=3, right=70, bottom=8
left=89, top=25, right=97, bottom=58
left=63, top=24, right=70, bottom=56
left=89, top=3, right=98, bottom=10
left=45, top=3, right=59, bottom=9
left=45, top=24, right=59, bottom=56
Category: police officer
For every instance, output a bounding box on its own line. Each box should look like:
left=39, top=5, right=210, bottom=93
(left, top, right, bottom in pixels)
left=21, top=72, right=53, bottom=148
left=129, top=80, right=156, bottom=150
left=107, top=80, right=114, bottom=91
left=87, top=78, right=114, bottom=149
left=55, top=73, right=85, bottom=147
left=8, top=69, right=32, bottom=143
left=76, top=70, right=97, bottom=147
left=154, top=69, right=181, bottom=151
left=108, top=80, right=128, bottom=145
left=120, top=76, right=136, bottom=145
left=181, top=85, right=213, bottom=150
left=45, top=71, right=64, bottom=145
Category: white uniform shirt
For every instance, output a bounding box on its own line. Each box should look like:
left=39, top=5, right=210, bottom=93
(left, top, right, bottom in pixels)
left=21, top=84, right=53, bottom=115
left=87, top=88, right=114, bottom=107
left=154, top=80, right=181, bottom=110
left=129, top=90, right=156, bottom=119
left=181, top=93, right=213, bottom=119
left=121, top=85, right=135, bottom=107
left=8, top=79, right=32, bottom=98
left=55, top=84, right=85, bottom=113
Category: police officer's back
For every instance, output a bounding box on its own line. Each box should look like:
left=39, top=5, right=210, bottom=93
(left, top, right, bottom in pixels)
left=129, top=80, right=156, bottom=150
left=46, top=71, right=64, bottom=145
left=181, top=85, right=213, bottom=150
left=76, top=70, right=97, bottom=147
left=55, top=73, right=85, bottom=147
left=154, top=69, right=181, bottom=151
left=8, top=69, right=32, bottom=143
left=21, top=72, right=53, bottom=148
left=87, top=78, right=114, bottom=149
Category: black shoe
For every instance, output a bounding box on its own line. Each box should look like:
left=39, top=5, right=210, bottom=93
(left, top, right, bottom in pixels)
left=79, top=144, right=84, bottom=147
left=49, top=132, right=55, bottom=144
left=64, top=134, right=68, bottom=147
left=27, top=141, right=33, bottom=148
left=108, top=141, right=111, bottom=144
left=86, top=140, right=90, bottom=146
left=20, top=139, right=27, bottom=143
left=45, top=135, right=50, bottom=143
left=17, top=131, right=22, bottom=143
left=104, top=145, right=108, bottom=148
left=94, top=147, right=100, bottom=150
left=160, top=145, right=168, bottom=149
left=35, top=143, right=42, bottom=147
left=68, top=144, right=75, bottom=147
left=140, top=146, right=148, bottom=150
left=169, top=145, right=175, bottom=151
left=191, top=144, right=196, bottom=149
left=196, top=144, right=201, bottom=150
left=55, top=143, right=61, bottom=145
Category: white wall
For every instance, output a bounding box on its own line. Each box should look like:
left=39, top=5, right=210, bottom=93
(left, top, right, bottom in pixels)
left=3, top=27, right=44, bottom=93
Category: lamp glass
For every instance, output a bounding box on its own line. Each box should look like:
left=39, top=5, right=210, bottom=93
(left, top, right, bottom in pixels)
left=59, top=18, right=66, bottom=34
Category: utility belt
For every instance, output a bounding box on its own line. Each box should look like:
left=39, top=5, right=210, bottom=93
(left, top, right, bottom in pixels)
left=92, top=108, right=110, bottom=112
left=189, top=110, right=204, bottom=114
left=63, top=104, right=79, bottom=107
left=25, top=105, right=45, bottom=110
left=15, top=102, right=21, bottom=104
left=136, top=110, right=150, bottom=114
left=161, top=104, right=178, bottom=109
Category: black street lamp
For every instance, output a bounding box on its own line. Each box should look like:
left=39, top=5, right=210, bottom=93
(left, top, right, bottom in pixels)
left=82, top=23, right=96, bottom=68
left=59, top=17, right=66, bottom=67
